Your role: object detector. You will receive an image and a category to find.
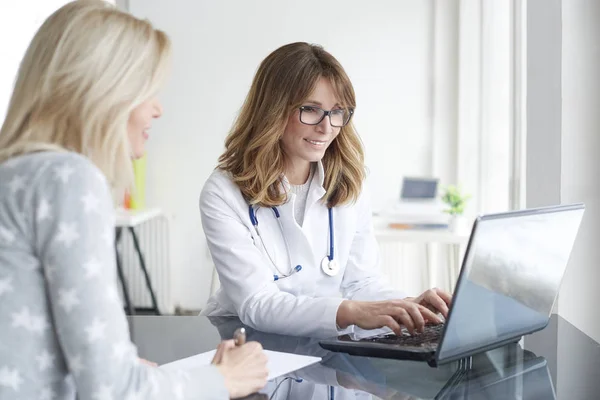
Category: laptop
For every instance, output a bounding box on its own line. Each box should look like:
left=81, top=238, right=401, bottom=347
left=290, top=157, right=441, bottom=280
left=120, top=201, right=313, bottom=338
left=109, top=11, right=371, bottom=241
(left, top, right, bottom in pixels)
left=320, top=204, right=585, bottom=367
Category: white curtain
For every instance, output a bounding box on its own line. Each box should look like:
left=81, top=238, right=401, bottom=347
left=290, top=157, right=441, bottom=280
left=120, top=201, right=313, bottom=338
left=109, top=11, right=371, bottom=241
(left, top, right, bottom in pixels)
left=380, top=0, right=518, bottom=295
left=432, top=0, right=515, bottom=216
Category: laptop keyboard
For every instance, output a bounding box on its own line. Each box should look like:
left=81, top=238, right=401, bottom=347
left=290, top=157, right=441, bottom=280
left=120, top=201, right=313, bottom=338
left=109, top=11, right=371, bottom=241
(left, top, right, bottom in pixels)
left=360, top=323, right=445, bottom=348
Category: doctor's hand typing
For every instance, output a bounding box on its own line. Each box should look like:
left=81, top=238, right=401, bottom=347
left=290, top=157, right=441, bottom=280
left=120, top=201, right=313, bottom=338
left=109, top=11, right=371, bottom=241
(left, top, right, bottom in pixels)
left=405, top=287, right=452, bottom=318
left=336, top=288, right=452, bottom=336
left=212, top=340, right=269, bottom=398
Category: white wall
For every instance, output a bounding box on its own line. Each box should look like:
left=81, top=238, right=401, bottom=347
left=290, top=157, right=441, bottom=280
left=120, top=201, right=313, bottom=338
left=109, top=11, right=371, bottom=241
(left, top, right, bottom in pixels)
left=524, top=0, right=562, bottom=321
left=559, top=0, right=600, bottom=344
left=525, top=0, right=562, bottom=210
left=525, top=0, right=600, bottom=346
left=523, top=3, right=600, bottom=395
left=0, top=1, right=90, bottom=121
left=128, top=0, right=434, bottom=309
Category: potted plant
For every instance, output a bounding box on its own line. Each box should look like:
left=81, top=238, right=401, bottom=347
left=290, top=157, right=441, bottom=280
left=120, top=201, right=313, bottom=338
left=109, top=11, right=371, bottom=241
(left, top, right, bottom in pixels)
left=441, top=185, right=471, bottom=233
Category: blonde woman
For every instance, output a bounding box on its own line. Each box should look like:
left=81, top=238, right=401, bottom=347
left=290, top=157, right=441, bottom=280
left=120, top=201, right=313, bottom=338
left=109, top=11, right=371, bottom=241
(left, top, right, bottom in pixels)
left=0, top=1, right=267, bottom=399
left=200, top=42, right=452, bottom=339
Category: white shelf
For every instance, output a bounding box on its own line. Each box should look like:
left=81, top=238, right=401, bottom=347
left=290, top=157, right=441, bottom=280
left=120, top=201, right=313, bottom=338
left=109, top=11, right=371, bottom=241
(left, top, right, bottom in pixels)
left=115, top=207, right=163, bottom=227
left=372, top=215, right=470, bottom=244
left=374, top=227, right=469, bottom=244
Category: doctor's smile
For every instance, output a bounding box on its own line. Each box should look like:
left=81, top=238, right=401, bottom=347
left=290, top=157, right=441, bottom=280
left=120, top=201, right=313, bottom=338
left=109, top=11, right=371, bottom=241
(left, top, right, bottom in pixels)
left=304, top=138, right=328, bottom=147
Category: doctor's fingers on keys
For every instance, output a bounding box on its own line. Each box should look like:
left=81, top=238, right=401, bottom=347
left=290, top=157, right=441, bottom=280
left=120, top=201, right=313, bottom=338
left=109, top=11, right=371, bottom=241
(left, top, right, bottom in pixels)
left=354, top=300, right=439, bottom=335
left=382, top=300, right=442, bottom=335
left=414, top=288, right=453, bottom=318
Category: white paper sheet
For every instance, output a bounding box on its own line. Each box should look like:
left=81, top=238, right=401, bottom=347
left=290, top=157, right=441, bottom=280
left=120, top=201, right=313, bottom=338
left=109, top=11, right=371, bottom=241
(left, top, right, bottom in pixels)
left=160, top=349, right=321, bottom=380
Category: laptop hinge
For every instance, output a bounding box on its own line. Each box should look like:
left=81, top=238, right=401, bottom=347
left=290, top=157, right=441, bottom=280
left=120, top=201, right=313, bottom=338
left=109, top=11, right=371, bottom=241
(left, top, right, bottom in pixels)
left=434, top=356, right=473, bottom=399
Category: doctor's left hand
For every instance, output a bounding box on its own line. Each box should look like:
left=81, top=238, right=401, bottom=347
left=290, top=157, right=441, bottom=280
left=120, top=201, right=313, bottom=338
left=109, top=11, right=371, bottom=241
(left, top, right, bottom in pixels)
left=405, top=287, right=452, bottom=319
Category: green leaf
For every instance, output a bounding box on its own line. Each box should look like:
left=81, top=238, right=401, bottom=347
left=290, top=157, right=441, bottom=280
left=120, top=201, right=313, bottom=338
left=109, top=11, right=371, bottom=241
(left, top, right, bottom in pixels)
left=440, top=185, right=470, bottom=216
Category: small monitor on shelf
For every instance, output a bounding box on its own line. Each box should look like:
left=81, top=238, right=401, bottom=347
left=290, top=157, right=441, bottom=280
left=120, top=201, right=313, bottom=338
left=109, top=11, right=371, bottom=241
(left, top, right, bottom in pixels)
left=400, top=177, right=439, bottom=201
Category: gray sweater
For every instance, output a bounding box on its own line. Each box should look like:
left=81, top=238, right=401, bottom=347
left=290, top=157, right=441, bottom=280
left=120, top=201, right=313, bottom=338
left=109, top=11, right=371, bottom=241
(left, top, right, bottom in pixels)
left=0, top=151, right=228, bottom=400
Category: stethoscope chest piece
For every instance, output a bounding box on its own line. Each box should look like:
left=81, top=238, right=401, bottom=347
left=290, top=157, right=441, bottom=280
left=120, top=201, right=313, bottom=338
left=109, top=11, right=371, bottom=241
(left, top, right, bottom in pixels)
left=321, top=257, right=339, bottom=277
left=251, top=204, right=339, bottom=279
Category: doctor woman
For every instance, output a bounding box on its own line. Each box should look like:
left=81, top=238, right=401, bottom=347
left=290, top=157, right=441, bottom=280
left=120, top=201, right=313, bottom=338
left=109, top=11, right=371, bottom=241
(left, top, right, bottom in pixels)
left=200, top=42, right=452, bottom=339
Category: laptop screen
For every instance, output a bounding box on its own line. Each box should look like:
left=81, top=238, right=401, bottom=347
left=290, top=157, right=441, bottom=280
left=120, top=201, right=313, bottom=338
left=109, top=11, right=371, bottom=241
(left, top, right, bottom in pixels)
left=436, top=205, right=584, bottom=363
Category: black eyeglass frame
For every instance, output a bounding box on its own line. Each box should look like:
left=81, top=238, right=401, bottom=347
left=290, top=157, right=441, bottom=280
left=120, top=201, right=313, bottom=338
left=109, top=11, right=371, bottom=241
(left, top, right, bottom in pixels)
left=298, top=106, right=355, bottom=127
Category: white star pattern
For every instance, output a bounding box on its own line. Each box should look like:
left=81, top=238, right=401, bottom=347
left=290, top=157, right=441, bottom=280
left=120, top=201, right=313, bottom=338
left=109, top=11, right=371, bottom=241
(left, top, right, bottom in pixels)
left=81, top=191, right=101, bottom=213
left=58, top=288, right=80, bottom=313
left=112, top=341, right=131, bottom=362
left=69, top=354, right=84, bottom=377
left=85, top=318, right=107, bottom=344
left=37, top=198, right=52, bottom=222
left=92, top=384, right=114, bottom=400
left=0, top=276, right=14, bottom=297
left=11, top=307, right=49, bottom=334
left=103, top=226, right=114, bottom=248
left=9, top=175, right=26, bottom=194
left=106, top=285, right=120, bottom=304
left=83, top=257, right=102, bottom=279
left=40, top=387, right=56, bottom=400
left=11, top=307, right=30, bottom=329
left=0, top=366, right=22, bottom=392
left=53, top=164, right=74, bottom=184
left=0, top=225, right=15, bottom=245
left=30, top=314, right=49, bottom=334
left=56, top=222, right=79, bottom=248
left=37, top=350, right=55, bottom=372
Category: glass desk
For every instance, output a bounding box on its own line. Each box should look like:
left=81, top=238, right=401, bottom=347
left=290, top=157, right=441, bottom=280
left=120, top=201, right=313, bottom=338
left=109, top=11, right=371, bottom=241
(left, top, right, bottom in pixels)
left=128, top=315, right=600, bottom=399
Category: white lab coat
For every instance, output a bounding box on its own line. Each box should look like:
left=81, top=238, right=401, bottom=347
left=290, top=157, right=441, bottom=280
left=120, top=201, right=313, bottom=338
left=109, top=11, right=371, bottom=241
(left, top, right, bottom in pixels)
left=200, top=162, right=405, bottom=338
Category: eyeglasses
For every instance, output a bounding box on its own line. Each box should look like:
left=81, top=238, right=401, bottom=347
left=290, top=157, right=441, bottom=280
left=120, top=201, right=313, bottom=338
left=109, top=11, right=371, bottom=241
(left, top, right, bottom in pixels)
left=299, top=106, right=354, bottom=128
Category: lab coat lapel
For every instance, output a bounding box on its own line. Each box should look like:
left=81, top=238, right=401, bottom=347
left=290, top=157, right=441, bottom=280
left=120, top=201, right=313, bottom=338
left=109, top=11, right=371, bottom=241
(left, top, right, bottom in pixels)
left=306, top=162, right=327, bottom=212
left=277, top=192, right=318, bottom=271
left=278, top=164, right=326, bottom=273
left=300, top=162, right=329, bottom=271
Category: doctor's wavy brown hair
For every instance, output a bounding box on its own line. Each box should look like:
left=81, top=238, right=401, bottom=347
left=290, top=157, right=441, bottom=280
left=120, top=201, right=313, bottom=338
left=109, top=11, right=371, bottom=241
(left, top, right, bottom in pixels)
left=217, top=42, right=366, bottom=208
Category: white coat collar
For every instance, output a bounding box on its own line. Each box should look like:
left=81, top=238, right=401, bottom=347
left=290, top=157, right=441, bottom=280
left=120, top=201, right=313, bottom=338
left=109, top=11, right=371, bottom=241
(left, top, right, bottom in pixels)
left=280, top=161, right=327, bottom=204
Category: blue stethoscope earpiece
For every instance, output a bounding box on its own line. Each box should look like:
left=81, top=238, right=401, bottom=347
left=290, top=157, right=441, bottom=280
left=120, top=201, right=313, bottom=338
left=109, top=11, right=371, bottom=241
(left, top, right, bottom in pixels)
left=274, top=265, right=302, bottom=281
left=249, top=205, right=336, bottom=280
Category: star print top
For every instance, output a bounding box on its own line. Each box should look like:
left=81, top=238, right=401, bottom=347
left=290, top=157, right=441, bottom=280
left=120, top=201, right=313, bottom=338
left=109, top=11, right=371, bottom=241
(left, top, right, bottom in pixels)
left=0, top=151, right=228, bottom=400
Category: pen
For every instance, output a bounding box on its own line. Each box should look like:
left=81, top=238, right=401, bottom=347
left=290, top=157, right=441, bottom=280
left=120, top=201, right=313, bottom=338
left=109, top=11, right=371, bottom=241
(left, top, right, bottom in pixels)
left=234, top=327, right=246, bottom=347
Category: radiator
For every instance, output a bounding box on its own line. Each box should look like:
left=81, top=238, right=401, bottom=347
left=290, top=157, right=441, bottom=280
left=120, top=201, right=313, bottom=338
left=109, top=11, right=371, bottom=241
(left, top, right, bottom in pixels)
left=117, top=215, right=174, bottom=314
left=377, top=241, right=458, bottom=295
left=378, top=242, right=427, bottom=296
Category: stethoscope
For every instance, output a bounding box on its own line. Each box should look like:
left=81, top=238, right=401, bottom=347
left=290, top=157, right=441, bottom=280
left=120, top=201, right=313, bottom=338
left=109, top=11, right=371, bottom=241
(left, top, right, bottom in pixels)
left=249, top=205, right=340, bottom=281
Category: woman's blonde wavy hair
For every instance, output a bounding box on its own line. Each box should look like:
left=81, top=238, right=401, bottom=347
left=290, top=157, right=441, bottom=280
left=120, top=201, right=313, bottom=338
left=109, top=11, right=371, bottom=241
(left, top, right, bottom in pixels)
left=0, top=0, right=171, bottom=193
left=218, top=42, right=365, bottom=208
